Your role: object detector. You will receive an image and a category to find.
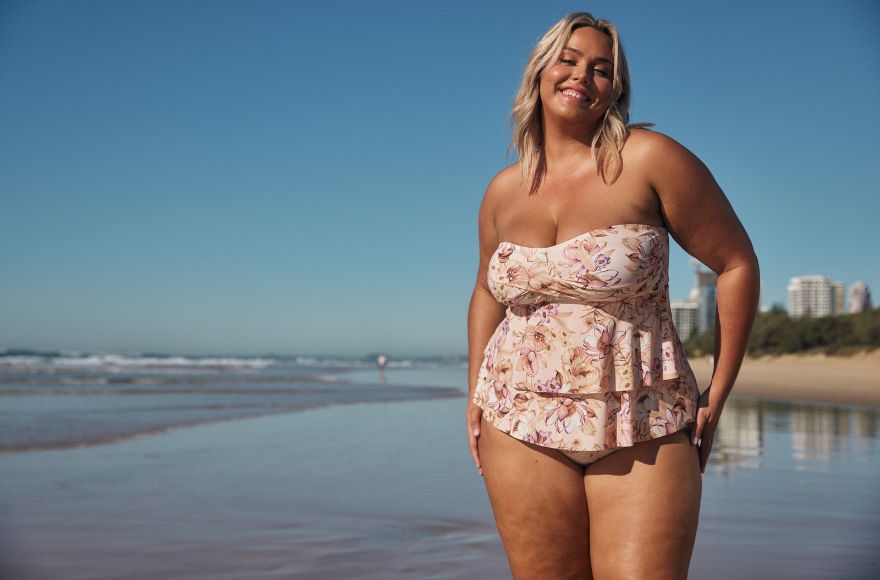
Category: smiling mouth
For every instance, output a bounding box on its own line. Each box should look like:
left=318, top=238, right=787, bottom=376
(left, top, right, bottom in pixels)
left=560, top=88, right=590, bottom=103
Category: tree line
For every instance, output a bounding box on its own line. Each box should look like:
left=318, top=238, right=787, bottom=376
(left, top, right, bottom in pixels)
left=684, top=305, right=880, bottom=357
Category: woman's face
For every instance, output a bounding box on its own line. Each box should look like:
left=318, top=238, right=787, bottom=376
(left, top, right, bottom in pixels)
left=538, top=27, right=615, bottom=128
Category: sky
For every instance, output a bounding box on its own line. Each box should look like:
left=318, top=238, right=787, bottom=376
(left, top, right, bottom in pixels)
left=1, top=0, right=878, bottom=357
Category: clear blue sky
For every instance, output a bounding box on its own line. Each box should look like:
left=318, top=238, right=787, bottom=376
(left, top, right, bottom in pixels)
left=1, top=0, right=878, bottom=357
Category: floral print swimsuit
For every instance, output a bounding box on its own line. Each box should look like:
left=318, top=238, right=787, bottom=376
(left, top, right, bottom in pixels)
left=472, top=223, right=700, bottom=465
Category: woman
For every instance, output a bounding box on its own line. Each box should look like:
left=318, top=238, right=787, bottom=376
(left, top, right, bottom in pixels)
left=466, top=12, right=760, bottom=579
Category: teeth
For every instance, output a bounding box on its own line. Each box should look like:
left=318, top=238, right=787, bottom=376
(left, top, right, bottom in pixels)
left=561, top=89, right=588, bottom=101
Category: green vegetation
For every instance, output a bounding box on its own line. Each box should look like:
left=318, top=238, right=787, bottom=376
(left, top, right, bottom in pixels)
left=684, top=305, right=880, bottom=357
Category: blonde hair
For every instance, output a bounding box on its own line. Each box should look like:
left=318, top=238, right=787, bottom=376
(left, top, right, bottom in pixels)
left=511, top=12, right=653, bottom=191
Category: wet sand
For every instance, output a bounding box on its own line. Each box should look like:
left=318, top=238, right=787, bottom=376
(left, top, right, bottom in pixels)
left=0, top=400, right=506, bottom=579
left=690, top=352, right=880, bottom=407
left=2, top=393, right=877, bottom=579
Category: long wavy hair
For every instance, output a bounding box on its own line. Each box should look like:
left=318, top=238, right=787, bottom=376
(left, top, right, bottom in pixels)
left=511, top=12, right=653, bottom=191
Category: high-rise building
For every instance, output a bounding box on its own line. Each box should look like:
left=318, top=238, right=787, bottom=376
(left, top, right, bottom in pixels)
left=787, top=275, right=845, bottom=317
left=671, top=301, right=698, bottom=342
left=832, top=281, right=845, bottom=315
left=758, top=282, right=770, bottom=313
left=847, top=281, right=873, bottom=313
left=675, top=261, right=717, bottom=339
left=694, top=266, right=718, bottom=333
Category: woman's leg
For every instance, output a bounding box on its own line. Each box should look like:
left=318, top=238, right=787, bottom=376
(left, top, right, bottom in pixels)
left=584, top=430, right=702, bottom=580
left=478, top=417, right=593, bottom=580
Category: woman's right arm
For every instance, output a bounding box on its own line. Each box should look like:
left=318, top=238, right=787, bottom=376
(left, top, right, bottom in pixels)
left=466, top=174, right=508, bottom=477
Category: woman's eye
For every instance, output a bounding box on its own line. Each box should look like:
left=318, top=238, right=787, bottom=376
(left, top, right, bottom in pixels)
left=595, top=68, right=610, bottom=77
left=560, top=58, right=576, bottom=65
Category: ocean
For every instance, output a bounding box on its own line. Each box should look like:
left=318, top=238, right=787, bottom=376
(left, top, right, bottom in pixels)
left=0, top=349, right=461, bottom=452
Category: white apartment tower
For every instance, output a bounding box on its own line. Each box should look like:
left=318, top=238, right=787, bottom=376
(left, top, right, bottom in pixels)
left=787, top=275, right=845, bottom=318
left=847, top=281, right=873, bottom=313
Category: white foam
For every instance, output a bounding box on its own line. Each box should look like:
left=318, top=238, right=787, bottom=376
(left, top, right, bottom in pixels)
left=0, top=353, right=277, bottom=371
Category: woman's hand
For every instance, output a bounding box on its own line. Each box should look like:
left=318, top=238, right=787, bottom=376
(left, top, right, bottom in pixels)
left=466, top=401, right=484, bottom=477
left=691, top=386, right=723, bottom=474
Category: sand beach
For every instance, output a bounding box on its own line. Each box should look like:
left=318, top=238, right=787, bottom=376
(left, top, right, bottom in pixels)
left=691, top=351, right=880, bottom=407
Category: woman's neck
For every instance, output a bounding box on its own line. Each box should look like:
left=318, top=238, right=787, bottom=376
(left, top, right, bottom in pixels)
left=542, top=126, right=598, bottom=175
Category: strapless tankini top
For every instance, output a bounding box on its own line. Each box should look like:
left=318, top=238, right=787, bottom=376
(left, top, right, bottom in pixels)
left=472, top=223, right=700, bottom=452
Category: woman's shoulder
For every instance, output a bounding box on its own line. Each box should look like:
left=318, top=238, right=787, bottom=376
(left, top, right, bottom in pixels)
left=624, top=127, right=702, bottom=166
left=482, top=162, right=522, bottom=206
left=624, top=126, right=684, bottom=156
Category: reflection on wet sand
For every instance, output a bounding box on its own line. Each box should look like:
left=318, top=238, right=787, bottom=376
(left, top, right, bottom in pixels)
left=709, top=395, right=879, bottom=474
left=712, top=398, right=764, bottom=473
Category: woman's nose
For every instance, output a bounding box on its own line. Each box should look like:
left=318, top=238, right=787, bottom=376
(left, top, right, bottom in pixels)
left=571, top=68, right=590, bottom=85
left=570, top=66, right=590, bottom=85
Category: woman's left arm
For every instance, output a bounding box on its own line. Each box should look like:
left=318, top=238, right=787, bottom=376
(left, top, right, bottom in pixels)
left=637, top=130, right=761, bottom=473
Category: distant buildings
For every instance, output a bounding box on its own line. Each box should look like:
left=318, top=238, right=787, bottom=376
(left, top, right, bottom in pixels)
left=787, top=275, right=841, bottom=317
left=758, top=283, right=772, bottom=313
left=694, top=267, right=718, bottom=333
left=787, top=275, right=871, bottom=318
left=833, top=281, right=845, bottom=315
left=670, top=300, right=698, bottom=342
left=671, top=261, right=717, bottom=340
left=672, top=269, right=873, bottom=339
left=847, top=281, right=873, bottom=313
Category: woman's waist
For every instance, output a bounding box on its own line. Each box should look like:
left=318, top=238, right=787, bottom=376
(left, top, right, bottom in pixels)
left=505, top=297, right=670, bottom=322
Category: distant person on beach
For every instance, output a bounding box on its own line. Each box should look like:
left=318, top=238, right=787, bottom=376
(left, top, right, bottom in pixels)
left=466, top=12, right=759, bottom=579
left=376, top=353, right=388, bottom=384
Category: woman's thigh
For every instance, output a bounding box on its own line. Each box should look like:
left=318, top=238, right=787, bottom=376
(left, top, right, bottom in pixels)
left=584, top=430, right=702, bottom=580
left=478, top=417, right=593, bottom=580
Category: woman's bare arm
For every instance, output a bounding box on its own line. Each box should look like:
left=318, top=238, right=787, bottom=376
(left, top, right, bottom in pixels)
left=637, top=130, right=761, bottom=471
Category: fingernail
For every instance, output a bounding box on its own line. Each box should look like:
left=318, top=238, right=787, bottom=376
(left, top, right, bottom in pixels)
left=473, top=428, right=480, bottom=437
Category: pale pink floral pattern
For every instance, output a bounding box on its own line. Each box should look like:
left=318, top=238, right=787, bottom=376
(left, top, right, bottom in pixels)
left=473, top=224, right=700, bottom=451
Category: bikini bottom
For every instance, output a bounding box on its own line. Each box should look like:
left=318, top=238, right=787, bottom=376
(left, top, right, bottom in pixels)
left=559, top=447, right=620, bottom=467
left=559, top=425, right=694, bottom=467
